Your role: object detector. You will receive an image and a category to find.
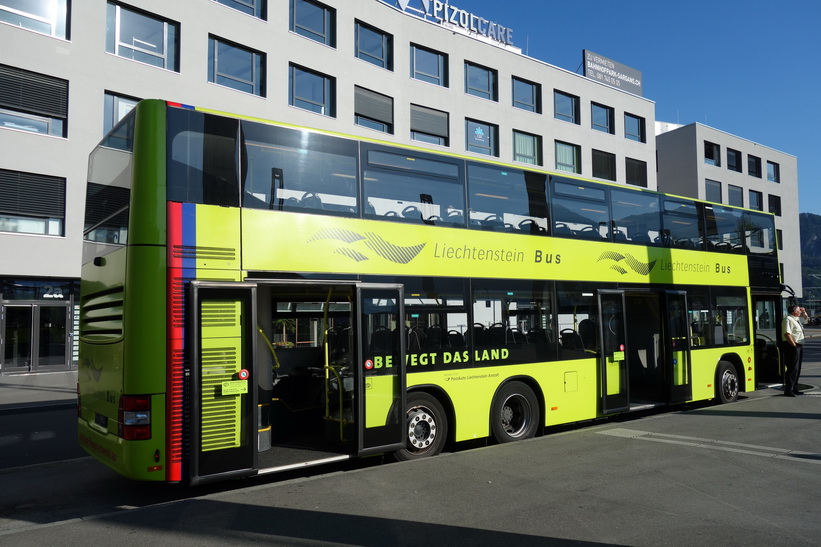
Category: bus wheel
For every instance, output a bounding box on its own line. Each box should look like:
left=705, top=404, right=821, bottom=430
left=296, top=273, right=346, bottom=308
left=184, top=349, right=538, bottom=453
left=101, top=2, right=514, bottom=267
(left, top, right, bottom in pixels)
left=716, top=361, right=739, bottom=404
left=395, top=392, right=448, bottom=461
left=491, top=381, right=540, bottom=443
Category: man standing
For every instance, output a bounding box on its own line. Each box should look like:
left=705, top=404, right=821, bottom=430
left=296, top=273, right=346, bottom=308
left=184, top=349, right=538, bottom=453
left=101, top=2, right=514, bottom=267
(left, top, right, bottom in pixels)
left=780, top=305, right=808, bottom=396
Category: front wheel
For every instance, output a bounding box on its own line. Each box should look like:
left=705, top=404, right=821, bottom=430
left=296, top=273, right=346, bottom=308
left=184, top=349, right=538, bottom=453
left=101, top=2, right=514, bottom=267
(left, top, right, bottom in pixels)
left=490, top=381, right=540, bottom=443
left=394, top=392, right=448, bottom=461
left=716, top=361, right=739, bottom=403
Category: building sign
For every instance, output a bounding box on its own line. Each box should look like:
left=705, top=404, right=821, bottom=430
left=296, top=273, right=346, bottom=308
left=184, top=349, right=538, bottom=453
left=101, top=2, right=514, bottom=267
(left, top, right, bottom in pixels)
left=583, top=50, right=643, bottom=96
left=386, top=0, right=514, bottom=47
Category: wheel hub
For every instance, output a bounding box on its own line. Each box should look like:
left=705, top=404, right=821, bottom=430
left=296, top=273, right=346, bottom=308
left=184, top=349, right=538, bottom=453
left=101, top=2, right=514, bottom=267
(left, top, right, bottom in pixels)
left=407, top=407, right=436, bottom=450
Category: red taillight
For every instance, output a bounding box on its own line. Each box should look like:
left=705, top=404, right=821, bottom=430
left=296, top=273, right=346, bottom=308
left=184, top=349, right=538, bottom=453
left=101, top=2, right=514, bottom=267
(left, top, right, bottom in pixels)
left=118, top=395, right=152, bottom=440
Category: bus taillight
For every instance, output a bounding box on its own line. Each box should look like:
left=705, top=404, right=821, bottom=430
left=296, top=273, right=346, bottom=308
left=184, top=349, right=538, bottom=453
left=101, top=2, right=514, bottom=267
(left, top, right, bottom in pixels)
left=119, top=395, right=152, bottom=440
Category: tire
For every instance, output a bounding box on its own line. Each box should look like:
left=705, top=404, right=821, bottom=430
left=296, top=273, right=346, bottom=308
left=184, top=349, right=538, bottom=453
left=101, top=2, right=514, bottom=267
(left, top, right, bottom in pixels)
left=490, top=381, right=540, bottom=443
left=716, top=361, right=739, bottom=404
left=394, top=392, right=448, bottom=461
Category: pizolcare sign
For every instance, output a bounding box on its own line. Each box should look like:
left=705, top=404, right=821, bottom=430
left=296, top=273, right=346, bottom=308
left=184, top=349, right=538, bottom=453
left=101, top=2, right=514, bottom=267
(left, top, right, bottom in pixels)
left=583, top=50, right=643, bottom=96
left=388, top=0, right=514, bottom=46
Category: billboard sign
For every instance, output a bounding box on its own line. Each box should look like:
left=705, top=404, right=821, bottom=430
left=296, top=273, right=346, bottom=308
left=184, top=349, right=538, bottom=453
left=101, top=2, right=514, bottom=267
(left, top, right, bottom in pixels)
left=583, top=50, right=643, bottom=96
left=387, top=0, right=514, bottom=47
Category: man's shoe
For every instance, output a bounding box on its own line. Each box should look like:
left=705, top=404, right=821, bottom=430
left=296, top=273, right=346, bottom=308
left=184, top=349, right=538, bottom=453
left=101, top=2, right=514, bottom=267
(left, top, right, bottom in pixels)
left=784, top=392, right=796, bottom=397
left=793, top=391, right=804, bottom=396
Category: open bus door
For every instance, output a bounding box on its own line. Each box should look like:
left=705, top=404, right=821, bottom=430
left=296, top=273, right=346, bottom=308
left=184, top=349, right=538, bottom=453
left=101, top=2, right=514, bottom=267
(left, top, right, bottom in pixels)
left=664, top=291, right=692, bottom=403
left=357, top=285, right=406, bottom=455
left=189, top=281, right=258, bottom=485
left=598, top=290, right=629, bottom=414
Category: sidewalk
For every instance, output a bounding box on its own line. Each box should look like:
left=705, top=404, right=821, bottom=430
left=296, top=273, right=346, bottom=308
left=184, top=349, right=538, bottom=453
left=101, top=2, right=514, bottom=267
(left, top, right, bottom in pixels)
left=0, top=369, right=78, bottom=412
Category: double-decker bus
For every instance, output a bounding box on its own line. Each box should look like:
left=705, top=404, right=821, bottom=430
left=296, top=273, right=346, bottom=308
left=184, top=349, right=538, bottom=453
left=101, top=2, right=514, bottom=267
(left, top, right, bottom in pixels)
left=78, top=100, right=783, bottom=484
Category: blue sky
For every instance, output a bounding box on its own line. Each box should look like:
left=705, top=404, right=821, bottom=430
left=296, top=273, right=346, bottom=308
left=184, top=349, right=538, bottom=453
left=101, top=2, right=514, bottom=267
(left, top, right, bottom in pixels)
left=426, top=0, right=820, bottom=214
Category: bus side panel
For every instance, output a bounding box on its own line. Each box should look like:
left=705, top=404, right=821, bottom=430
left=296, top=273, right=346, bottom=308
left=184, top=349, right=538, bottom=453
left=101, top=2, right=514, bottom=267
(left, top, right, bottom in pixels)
left=690, top=347, right=753, bottom=400
left=408, top=360, right=599, bottom=442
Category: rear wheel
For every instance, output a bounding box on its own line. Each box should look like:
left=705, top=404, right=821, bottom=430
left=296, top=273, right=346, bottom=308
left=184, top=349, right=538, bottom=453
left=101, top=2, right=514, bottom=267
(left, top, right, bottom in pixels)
left=490, top=381, right=540, bottom=443
left=716, top=361, right=739, bottom=403
left=394, top=392, right=448, bottom=461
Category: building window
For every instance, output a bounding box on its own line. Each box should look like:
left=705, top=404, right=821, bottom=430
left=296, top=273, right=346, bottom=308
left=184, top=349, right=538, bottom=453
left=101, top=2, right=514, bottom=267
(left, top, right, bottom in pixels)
left=554, top=91, right=579, bottom=124
left=0, top=64, right=67, bottom=137
left=106, top=3, right=179, bottom=71
left=0, top=0, right=70, bottom=39
left=727, top=148, right=742, bottom=172
left=103, top=91, right=139, bottom=134
left=512, top=77, right=540, bottom=113
left=591, top=149, right=616, bottom=181
left=749, top=190, right=763, bottom=211
left=705, top=179, right=722, bottom=203
left=0, top=168, right=65, bottom=236
left=354, top=86, right=392, bottom=134
left=748, top=155, right=762, bottom=177
left=624, top=113, right=645, bottom=143
left=555, top=141, right=580, bottom=174
left=465, top=62, right=497, bottom=101
left=767, top=161, right=780, bottom=183
left=728, top=184, right=743, bottom=207
left=466, top=119, right=498, bottom=157
left=410, top=104, right=448, bottom=146
left=768, top=194, right=781, bottom=216
left=208, top=36, right=265, bottom=96
left=591, top=103, right=614, bottom=134
left=513, top=130, right=541, bottom=165
left=704, top=141, right=721, bottom=166
left=289, top=0, right=335, bottom=47
left=625, top=157, right=647, bottom=187
left=355, top=20, right=392, bottom=70
left=289, top=64, right=334, bottom=116
left=215, top=0, right=266, bottom=19
left=410, top=44, right=447, bottom=87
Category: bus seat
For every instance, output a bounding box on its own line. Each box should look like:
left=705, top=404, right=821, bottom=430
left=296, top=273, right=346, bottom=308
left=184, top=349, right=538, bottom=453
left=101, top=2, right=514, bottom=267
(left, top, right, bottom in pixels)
left=560, top=328, right=584, bottom=350
left=424, top=326, right=445, bottom=349
left=370, top=326, right=393, bottom=354
left=553, top=223, right=572, bottom=236
left=579, top=319, right=597, bottom=349
left=407, top=326, right=426, bottom=352
left=470, top=323, right=486, bottom=347
left=631, top=233, right=650, bottom=243
left=301, top=192, right=323, bottom=209
left=448, top=330, right=466, bottom=348
left=487, top=323, right=507, bottom=346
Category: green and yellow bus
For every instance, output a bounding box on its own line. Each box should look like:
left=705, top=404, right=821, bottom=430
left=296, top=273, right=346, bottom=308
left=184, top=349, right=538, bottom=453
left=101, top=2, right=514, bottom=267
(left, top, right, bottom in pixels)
left=78, top=100, right=782, bottom=484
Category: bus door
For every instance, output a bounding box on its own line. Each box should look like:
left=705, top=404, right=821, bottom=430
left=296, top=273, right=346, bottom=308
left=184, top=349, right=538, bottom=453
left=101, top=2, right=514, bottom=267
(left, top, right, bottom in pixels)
left=357, top=284, right=406, bottom=455
left=598, top=290, right=629, bottom=414
left=664, top=291, right=692, bottom=403
left=189, top=281, right=258, bottom=484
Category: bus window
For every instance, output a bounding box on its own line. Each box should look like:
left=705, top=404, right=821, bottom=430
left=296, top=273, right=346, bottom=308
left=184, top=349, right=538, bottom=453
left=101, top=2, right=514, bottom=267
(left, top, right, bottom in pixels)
left=472, top=279, right=557, bottom=364
left=610, top=188, right=661, bottom=245
left=84, top=183, right=130, bottom=244
left=362, top=146, right=465, bottom=227
left=716, top=289, right=749, bottom=345
left=704, top=205, right=745, bottom=253
left=241, top=121, right=358, bottom=216
left=398, top=277, right=469, bottom=369
left=551, top=179, right=608, bottom=240
left=167, top=109, right=239, bottom=206
left=555, top=283, right=598, bottom=360
left=745, top=211, right=777, bottom=257
left=661, top=199, right=703, bottom=249
left=467, top=164, right=548, bottom=234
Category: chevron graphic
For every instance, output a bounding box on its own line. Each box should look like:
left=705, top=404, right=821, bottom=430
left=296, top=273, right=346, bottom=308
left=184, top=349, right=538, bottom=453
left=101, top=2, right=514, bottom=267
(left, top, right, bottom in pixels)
left=596, top=251, right=657, bottom=276
left=308, top=229, right=426, bottom=265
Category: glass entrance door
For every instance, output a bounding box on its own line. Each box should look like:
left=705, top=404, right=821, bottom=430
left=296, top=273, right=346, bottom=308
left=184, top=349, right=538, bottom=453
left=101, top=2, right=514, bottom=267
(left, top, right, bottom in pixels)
left=2, top=305, right=32, bottom=372
left=1, top=303, right=70, bottom=372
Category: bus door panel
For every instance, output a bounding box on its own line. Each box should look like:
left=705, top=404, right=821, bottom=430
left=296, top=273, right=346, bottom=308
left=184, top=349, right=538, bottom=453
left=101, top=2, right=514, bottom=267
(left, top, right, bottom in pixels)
left=357, top=284, right=406, bottom=455
left=598, top=290, right=629, bottom=414
left=664, top=291, right=692, bottom=403
left=189, top=282, right=258, bottom=485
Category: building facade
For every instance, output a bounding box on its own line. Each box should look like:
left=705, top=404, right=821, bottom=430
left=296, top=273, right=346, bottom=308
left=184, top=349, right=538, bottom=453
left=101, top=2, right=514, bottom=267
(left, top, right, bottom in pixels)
left=655, top=122, right=801, bottom=297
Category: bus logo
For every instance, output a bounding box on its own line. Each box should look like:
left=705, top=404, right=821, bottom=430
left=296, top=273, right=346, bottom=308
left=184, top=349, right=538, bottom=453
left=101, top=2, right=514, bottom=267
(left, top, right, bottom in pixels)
left=309, top=228, right=426, bottom=265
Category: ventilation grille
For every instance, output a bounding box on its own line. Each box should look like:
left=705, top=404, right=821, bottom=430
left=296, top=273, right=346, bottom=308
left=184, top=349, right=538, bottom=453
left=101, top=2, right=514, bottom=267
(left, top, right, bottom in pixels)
left=80, top=287, right=124, bottom=341
left=171, top=245, right=236, bottom=262
left=200, top=345, right=241, bottom=452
